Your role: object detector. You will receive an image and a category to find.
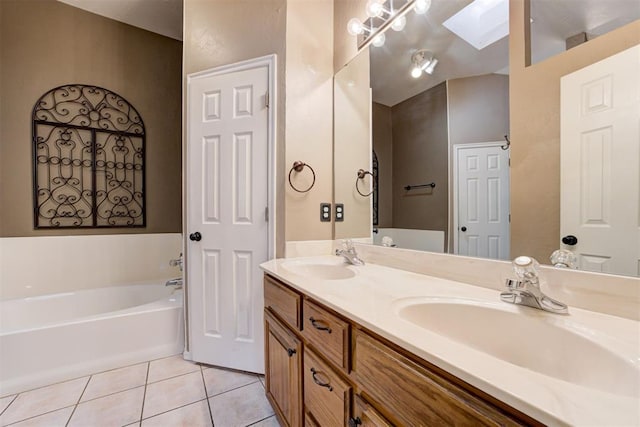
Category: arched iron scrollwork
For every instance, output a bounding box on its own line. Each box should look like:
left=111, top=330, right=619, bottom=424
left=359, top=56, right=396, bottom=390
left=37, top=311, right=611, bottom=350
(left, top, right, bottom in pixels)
left=32, top=84, right=146, bottom=228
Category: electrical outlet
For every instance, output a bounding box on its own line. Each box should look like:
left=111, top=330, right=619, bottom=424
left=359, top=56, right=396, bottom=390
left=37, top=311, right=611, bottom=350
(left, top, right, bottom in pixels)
left=320, top=203, right=331, bottom=222
left=335, top=203, right=344, bottom=222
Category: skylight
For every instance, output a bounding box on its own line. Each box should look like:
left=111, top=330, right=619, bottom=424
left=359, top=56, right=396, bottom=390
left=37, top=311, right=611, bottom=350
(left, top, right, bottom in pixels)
left=443, top=0, right=509, bottom=50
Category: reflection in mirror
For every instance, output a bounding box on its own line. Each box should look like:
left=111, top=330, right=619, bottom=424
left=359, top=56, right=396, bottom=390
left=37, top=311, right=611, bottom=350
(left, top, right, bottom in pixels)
left=333, top=0, right=640, bottom=277
left=530, top=0, right=640, bottom=65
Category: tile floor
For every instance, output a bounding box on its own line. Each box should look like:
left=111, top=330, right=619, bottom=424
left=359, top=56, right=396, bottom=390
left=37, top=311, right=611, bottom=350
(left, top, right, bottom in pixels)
left=0, top=355, right=281, bottom=427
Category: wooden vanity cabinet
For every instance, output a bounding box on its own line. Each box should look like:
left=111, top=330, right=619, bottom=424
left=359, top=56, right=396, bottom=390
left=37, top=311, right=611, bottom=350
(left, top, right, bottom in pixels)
left=350, top=395, right=393, bottom=427
left=303, top=347, right=352, bottom=426
left=264, top=274, right=541, bottom=427
left=352, top=329, right=529, bottom=426
left=264, top=310, right=303, bottom=427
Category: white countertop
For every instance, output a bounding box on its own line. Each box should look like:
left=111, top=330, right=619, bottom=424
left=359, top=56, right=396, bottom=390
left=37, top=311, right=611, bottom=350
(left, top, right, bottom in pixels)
left=260, top=255, right=640, bottom=426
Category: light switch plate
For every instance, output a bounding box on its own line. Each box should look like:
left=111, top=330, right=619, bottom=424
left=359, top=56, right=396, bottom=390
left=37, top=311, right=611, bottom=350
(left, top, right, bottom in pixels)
left=335, top=203, right=344, bottom=222
left=320, top=203, right=331, bottom=222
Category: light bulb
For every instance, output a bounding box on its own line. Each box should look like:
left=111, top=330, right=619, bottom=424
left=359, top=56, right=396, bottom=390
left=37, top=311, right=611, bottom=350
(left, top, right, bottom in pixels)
left=411, top=66, right=422, bottom=78
left=372, top=31, right=386, bottom=47
left=347, top=18, right=364, bottom=35
left=366, top=0, right=385, bottom=18
left=414, top=0, right=431, bottom=14
left=391, top=15, right=406, bottom=31
left=424, top=58, right=438, bottom=74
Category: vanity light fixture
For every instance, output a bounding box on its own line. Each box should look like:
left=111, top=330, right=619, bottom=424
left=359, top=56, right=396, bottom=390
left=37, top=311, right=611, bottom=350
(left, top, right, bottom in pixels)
left=347, top=0, right=430, bottom=49
left=348, top=19, right=387, bottom=47
left=410, top=49, right=438, bottom=78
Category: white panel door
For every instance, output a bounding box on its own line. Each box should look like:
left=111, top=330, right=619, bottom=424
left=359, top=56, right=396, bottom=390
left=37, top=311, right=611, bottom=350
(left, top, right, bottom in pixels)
left=455, top=144, right=510, bottom=260
left=561, top=45, right=640, bottom=276
left=187, top=63, right=269, bottom=373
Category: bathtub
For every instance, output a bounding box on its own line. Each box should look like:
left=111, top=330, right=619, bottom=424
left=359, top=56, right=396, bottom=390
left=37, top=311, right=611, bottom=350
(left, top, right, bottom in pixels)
left=0, top=283, right=184, bottom=396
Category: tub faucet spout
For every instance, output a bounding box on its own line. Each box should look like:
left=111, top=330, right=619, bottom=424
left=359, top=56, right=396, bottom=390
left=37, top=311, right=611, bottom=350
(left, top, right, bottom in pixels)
left=165, top=278, right=183, bottom=288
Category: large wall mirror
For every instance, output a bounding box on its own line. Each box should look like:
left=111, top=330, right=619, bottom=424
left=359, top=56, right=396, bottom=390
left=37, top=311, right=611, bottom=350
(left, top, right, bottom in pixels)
left=333, top=0, right=640, bottom=277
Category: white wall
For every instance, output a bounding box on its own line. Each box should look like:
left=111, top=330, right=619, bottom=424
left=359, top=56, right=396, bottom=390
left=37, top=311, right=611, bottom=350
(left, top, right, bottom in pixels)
left=0, top=233, right=182, bottom=300
left=373, top=228, right=444, bottom=253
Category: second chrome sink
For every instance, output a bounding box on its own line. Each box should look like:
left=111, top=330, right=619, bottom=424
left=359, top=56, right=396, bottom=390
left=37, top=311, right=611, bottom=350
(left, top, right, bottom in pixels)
left=394, top=297, right=640, bottom=398
left=280, top=259, right=356, bottom=280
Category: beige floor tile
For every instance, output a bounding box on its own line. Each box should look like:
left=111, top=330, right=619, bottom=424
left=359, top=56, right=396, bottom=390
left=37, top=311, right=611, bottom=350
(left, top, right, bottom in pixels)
left=209, top=382, right=274, bottom=427
left=141, top=399, right=212, bottom=427
left=143, top=371, right=206, bottom=419
left=202, top=367, right=259, bottom=397
left=8, top=407, right=74, bottom=427
left=0, top=395, right=16, bottom=415
left=250, top=415, right=282, bottom=427
left=258, top=375, right=266, bottom=388
left=68, top=386, right=144, bottom=427
left=81, top=362, right=148, bottom=402
left=0, top=377, right=88, bottom=425
left=147, top=355, right=200, bottom=383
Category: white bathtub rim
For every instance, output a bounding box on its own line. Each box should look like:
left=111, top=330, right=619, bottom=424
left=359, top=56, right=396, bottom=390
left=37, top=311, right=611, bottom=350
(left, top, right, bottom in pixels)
left=1, top=287, right=183, bottom=336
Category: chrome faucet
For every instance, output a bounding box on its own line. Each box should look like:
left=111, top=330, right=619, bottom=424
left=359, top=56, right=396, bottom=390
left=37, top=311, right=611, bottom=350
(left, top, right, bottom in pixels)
left=169, top=253, right=183, bottom=272
left=165, top=277, right=183, bottom=288
left=335, top=240, right=365, bottom=266
left=500, top=256, right=568, bottom=314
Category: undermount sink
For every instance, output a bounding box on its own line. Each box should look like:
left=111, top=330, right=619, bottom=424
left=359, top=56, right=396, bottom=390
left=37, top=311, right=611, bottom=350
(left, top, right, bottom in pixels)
left=394, top=297, right=640, bottom=398
left=280, top=259, right=356, bottom=280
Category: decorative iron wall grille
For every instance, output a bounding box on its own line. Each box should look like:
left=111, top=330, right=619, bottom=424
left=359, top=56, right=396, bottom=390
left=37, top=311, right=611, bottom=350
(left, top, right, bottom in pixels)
left=32, top=84, right=146, bottom=228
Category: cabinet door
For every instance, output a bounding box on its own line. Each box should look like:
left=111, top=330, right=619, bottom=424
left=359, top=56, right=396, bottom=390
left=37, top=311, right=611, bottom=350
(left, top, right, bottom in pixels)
left=353, top=330, right=525, bottom=426
left=265, top=310, right=302, bottom=427
left=350, top=395, right=392, bottom=427
left=304, top=347, right=352, bottom=427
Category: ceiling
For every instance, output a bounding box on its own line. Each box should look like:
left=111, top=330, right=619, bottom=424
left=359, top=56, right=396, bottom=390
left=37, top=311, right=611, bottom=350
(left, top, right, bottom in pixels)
left=55, top=0, right=638, bottom=104
left=370, top=0, right=640, bottom=106
left=57, top=0, right=183, bottom=41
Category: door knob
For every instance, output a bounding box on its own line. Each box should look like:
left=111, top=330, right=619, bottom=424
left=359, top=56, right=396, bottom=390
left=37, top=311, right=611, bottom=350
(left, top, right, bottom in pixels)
left=189, top=232, right=202, bottom=242
left=561, top=235, right=578, bottom=246
left=461, top=226, right=467, bottom=232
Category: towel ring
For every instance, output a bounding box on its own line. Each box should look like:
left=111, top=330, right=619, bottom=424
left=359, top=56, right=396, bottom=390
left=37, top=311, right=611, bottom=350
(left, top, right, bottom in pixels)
left=288, top=161, right=316, bottom=193
left=355, top=169, right=373, bottom=197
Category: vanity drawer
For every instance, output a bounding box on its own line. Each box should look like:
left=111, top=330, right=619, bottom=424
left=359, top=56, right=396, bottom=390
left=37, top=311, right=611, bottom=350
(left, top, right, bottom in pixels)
left=353, top=330, right=526, bottom=426
left=302, top=299, right=350, bottom=371
left=304, top=347, right=352, bottom=427
left=264, top=275, right=301, bottom=330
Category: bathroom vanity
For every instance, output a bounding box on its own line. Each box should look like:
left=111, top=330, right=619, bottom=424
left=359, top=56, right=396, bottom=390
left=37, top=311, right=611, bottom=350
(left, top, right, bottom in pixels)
left=261, top=253, right=640, bottom=426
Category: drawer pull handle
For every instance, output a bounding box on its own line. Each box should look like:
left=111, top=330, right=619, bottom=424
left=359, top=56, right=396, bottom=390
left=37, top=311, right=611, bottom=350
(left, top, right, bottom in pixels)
left=310, top=367, right=333, bottom=391
left=309, top=317, right=332, bottom=333
left=349, top=417, right=362, bottom=427
left=287, top=348, right=296, bottom=357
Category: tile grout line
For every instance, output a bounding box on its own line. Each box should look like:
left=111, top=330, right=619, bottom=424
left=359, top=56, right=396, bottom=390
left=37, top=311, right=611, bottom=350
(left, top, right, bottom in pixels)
left=207, top=379, right=261, bottom=399
left=64, top=375, right=91, bottom=427
left=4, top=404, right=77, bottom=426
left=245, top=415, right=277, bottom=426
left=199, top=365, right=216, bottom=426
left=0, top=395, right=18, bottom=417
left=146, top=368, right=202, bottom=386
left=138, top=362, right=151, bottom=424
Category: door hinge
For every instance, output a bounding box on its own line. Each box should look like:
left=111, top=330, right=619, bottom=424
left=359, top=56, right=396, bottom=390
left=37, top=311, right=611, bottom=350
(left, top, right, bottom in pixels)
left=509, top=214, right=511, bottom=223
left=264, top=206, right=269, bottom=222
left=265, top=91, right=269, bottom=108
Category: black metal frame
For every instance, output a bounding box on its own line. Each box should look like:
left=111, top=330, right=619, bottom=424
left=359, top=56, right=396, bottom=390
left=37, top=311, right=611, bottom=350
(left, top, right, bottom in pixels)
left=32, top=84, right=146, bottom=228
left=372, top=150, right=379, bottom=226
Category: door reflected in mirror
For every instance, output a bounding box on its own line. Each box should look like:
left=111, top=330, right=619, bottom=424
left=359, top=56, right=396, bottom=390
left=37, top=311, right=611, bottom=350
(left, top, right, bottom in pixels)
left=333, top=0, right=640, bottom=277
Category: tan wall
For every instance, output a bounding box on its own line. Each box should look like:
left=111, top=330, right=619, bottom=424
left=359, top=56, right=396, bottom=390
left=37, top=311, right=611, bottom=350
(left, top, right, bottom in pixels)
left=448, top=74, right=509, bottom=146
left=183, top=0, right=287, bottom=256
left=334, top=49, right=371, bottom=239
left=509, top=0, right=640, bottom=261
left=285, top=0, right=334, bottom=242
left=391, top=82, right=449, bottom=238
left=0, top=0, right=182, bottom=237
left=372, top=102, right=392, bottom=228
